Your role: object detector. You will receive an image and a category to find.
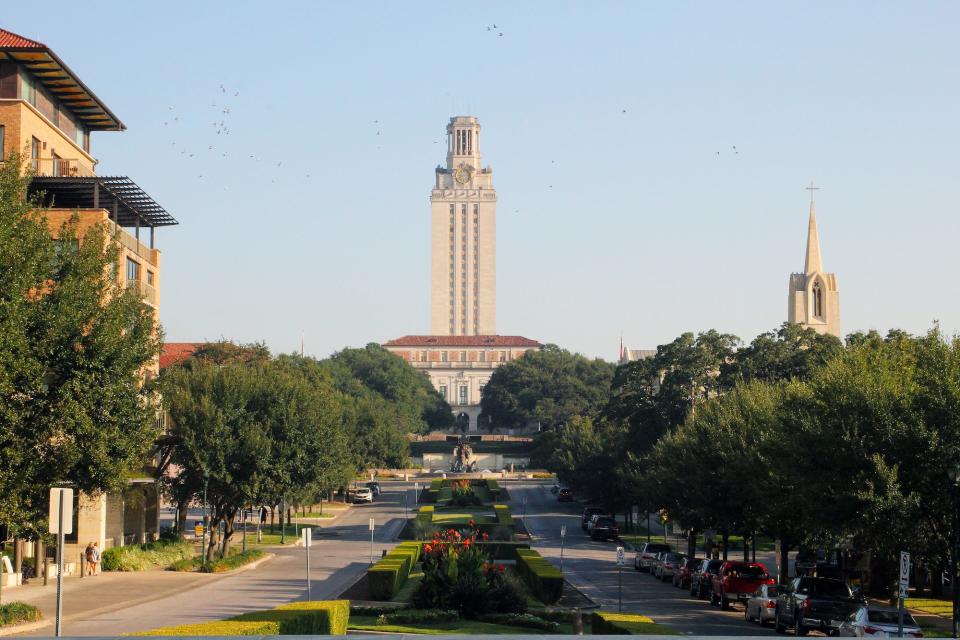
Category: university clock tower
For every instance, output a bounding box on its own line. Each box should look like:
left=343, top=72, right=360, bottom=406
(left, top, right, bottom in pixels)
left=430, top=116, right=497, bottom=336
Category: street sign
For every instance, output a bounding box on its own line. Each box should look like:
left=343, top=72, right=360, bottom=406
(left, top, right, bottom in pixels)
left=899, top=583, right=908, bottom=598
left=616, top=546, right=625, bottom=566
left=899, top=551, right=910, bottom=588
left=368, top=518, right=375, bottom=531
left=301, top=527, right=312, bottom=548
left=560, top=525, right=567, bottom=538
left=48, top=488, right=73, bottom=534
left=194, top=523, right=204, bottom=537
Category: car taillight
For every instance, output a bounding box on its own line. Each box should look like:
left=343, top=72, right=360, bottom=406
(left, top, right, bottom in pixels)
left=800, top=600, right=812, bottom=614
left=765, top=601, right=776, bottom=609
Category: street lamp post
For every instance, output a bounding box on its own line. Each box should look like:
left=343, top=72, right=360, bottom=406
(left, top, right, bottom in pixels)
left=280, top=496, right=286, bottom=545
left=949, top=464, right=960, bottom=639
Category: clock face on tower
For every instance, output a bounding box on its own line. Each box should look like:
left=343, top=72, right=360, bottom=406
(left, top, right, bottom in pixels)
left=454, top=164, right=472, bottom=185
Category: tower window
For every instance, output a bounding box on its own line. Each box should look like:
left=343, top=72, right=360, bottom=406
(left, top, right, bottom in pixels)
left=812, top=282, right=824, bottom=318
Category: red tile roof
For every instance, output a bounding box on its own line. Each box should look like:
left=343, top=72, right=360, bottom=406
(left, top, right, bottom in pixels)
left=159, top=342, right=204, bottom=369
left=0, top=28, right=45, bottom=49
left=383, top=335, right=543, bottom=348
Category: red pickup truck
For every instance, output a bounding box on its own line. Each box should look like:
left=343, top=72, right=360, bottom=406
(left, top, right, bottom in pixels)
left=710, top=561, right=774, bottom=610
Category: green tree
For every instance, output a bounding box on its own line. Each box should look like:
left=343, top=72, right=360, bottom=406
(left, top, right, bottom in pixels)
left=480, top=345, right=615, bottom=430
left=720, top=322, right=843, bottom=388
left=0, top=153, right=163, bottom=536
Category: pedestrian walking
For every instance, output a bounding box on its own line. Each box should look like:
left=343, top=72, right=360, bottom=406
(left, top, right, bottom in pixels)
left=84, top=542, right=95, bottom=576
left=91, top=542, right=101, bottom=575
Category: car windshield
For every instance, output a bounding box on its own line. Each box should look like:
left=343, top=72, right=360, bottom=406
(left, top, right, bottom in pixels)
left=707, top=560, right=724, bottom=571
left=665, top=553, right=682, bottom=562
left=809, top=579, right=852, bottom=598
left=868, top=610, right=917, bottom=626
left=765, top=586, right=779, bottom=597
left=595, top=517, right=616, bottom=526
left=685, top=558, right=701, bottom=568
left=646, top=544, right=670, bottom=553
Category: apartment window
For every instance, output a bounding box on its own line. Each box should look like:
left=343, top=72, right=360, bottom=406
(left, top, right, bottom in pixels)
left=479, top=351, right=486, bottom=362
left=419, top=350, right=427, bottom=362
left=30, top=137, right=40, bottom=171
left=21, top=71, right=35, bottom=106
left=439, top=385, right=447, bottom=400
left=479, top=383, right=485, bottom=396
left=441, top=351, right=448, bottom=362
left=146, top=270, right=155, bottom=285
left=459, top=385, right=468, bottom=405
left=499, top=351, right=507, bottom=362
left=126, top=257, right=140, bottom=282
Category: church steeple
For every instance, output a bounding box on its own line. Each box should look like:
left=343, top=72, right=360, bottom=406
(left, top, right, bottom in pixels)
left=788, top=183, right=840, bottom=338
left=804, top=201, right=823, bottom=275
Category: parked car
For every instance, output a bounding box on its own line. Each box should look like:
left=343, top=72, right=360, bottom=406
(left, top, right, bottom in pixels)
left=837, top=607, right=923, bottom=638
left=649, top=551, right=667, bottom=576
left=710, top=561, right=774, bottom=609
left=674, top=557, right=703, bottom=589
left=557, top=487, right=574, bottom=502
left=582, top=507, right=607, bottom=531
left=365, top=481, right=381, bottom=496
left=350, top=487, right=374, bottom=503
left=634, top=542, right=672, bottom=571
left=690, top=558, right=724, bottom=599
left=775, top=576, right=865, bottom=636
left=744, top=583, right=780, bottom=625
left=656, top=553, right=687, bottom=581
left=589, top=516, right=620, bottom=541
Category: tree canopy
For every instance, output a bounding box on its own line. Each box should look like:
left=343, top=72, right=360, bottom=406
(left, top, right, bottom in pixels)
left=480, top=344, right=615, bottom=430
left=0, top=153, right=163, bottom=538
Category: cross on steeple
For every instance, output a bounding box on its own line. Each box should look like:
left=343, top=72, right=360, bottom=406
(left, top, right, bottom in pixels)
left=805, top=181, right=820, bottom=206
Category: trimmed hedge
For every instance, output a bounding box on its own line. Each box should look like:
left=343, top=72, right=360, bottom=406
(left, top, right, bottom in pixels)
left=515, top=549, right=563, bottom=604
left=134, top=601, right=351, bottom=636
left=486, top=479, right=501, bottom=499
left=367, top=542, right=421, bottom=600
left=494, top=504, right=513, bottom=526
left=238, top=600, right=350, bottom=635
left=590, top=611, right=678, bottom=635
left=101, top=540, right=194, bottom=571
left=131, top=620, right=281, bottom=636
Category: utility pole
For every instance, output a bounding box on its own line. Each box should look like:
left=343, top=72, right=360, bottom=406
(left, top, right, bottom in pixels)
left=201, top=477, right=208, bottom=569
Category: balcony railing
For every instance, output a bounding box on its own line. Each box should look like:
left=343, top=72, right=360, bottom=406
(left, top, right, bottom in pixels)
left=115, top=229, right=156, bottom=263
left=30, top=157, right=96, bottom=178
left=126, top=279, right=158, bottom=307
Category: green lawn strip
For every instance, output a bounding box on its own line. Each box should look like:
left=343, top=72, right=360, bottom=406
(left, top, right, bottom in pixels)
left=0, top=602, right=41, bottom=628
left=243, top=523, right=303, bottom=546
left=617, top=525, right=775, bottom=552
left=907, top=598, right=952, bottom=616
left=348, top=615, right=557, bottom=635
left=300, top=512, right=335, bottom=518
left=592, top=611, right=680, bottom=635
left=920, top=627, right=953, bottom=638
left=432, top=511, right=496, bottom=525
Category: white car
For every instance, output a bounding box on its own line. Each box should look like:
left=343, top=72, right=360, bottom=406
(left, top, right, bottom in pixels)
left=838, top=607, right=923, bottom=638
left=744, top=583, right=779, bottom=625
left=350, top=487, right=374, bottom=503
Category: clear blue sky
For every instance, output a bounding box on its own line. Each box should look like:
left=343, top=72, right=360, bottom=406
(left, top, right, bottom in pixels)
left=8, top=2, right=959, bottom=360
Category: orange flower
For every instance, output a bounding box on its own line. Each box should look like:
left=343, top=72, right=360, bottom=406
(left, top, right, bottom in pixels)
left=463, top=538, right=471, bottom=547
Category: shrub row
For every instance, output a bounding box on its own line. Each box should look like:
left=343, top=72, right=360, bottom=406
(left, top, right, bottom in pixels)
left=486, top=479, right=501, bottom=499
left=367, top=542, right=421, bottom=600
left=590, top=611, right=676, bottom=635
left=101, top=540, right=194, bottom=572
left=168, top=548, right=264, bottom=573
left=493, top=504, right=513, bottom=526
left=416, top=505, right=434, bottom=524
left=133, top=600, right=349, bottom=636
left=478, top=612, right=560, bottom=632
left=0, top=602, right=41, bottom=628
left=515, top=549, right=563, bottom=604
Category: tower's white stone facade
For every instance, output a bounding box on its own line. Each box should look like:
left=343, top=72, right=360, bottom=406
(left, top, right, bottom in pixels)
left=788, top=201, right=840, bottom=337
left=430, top=116, right=496, bottom=336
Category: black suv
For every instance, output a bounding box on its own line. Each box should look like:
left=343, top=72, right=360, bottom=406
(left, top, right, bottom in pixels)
left=581, top=507, right=607, bottom=530
left=589, top=516, right=620, bottom=541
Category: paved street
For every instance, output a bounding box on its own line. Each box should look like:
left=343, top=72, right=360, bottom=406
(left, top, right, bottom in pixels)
left=11, top=486, right=412, bottom=636
left=513, top=481, right=778, bottom=636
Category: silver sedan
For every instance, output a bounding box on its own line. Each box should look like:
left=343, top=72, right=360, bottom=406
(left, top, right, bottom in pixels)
left=837, top=607, right=923, bottom=638
left=744, top=583, right=779, bottom=626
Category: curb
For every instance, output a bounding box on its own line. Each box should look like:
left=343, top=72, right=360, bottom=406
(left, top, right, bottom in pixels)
left=0, top=619, right=48, bottom=637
